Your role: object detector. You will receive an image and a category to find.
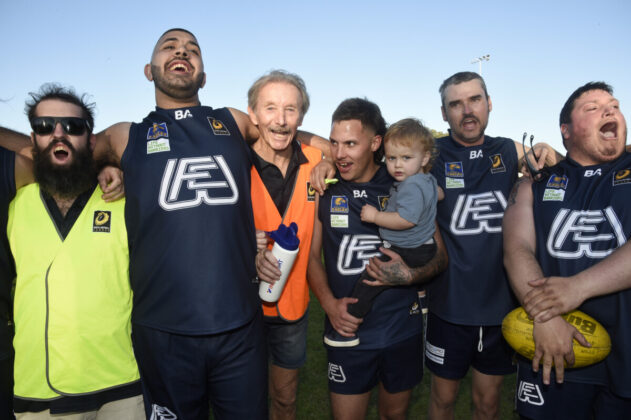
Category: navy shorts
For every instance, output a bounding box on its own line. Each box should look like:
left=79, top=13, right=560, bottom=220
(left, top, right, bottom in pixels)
left=131, top=313, right=267, bottom=420
left=425, top=312, right=515, bottom=379
left=264, top=310, right=309, bottom=369
left=326, top=333, right=423, bottom=394
left=516, top=362, right=631, bottom=420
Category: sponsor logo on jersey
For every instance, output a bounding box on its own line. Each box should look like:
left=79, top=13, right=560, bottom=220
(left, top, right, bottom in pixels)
left=489, top=154, right=506, bottom=174
left=449, top=191, right=507, bottom=235
left=378, top=196, right=389, bottom=211
left=517, top=381, right=544, bottom=406
left=158, top=155, right=239, bottom=211
left=613, top=168, right=631, bottom=186
left=207, top=117, right=230, bottom=135
left=546, top=207, right=626, bottom=259
left=584, top=168, right=602, bottom=177
left=328, top=363, right=347, bottom=383
left=445, top=162, right=464, bottom=178
left=545, top=174, right=568, bottom=189
left=445, top=162, right=465, bottom=189
left=174, top=109, right=192, bottom=120
left=470, top=150, right=483, bottom=159
left=147, top=122, right=171, bottom=154
left=92, top=211, right=111, bottom=233
left=543, top=174, right=569, bottom=201
left=330, top=196, right=349, bottom=213
left=337, top=234, right=381, bottom=275
left=409, top=301, right=420, bottom=315
left=147, top=122, right=169, bottom=140
left=150, top=404, right=177, bottom=420
left=353, top=189, right=367, bottom=198
left=307, top=182, right=316, bottom=202
left=425, top=341, right=445, bottom=365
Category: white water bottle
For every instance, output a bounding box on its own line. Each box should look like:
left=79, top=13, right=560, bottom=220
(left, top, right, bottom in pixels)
left=259, top=222, right=300, bottom=302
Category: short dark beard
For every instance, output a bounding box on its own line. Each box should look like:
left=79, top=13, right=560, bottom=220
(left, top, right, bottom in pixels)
left=33, top=139, right=97, bottom=199
left=151, top=64, right=204, bottom=100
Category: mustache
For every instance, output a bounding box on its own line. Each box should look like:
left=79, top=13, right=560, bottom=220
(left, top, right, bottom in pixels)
left=460, top=113, right=480, bottom=125
left=42, top=138, right=77, bottom=155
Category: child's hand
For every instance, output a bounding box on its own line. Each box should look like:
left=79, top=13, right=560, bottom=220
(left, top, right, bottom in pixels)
left=360, top=204, right=378, bottom=223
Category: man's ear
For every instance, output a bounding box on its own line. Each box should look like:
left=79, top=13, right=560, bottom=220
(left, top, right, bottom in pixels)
left=441, top=106, right=447, bottom=122
left=487, top=95, right=493, bottom=112
left=561, top=124, right=570, bottom=140
left=247, top=106, right=259, bottom=126
left=144, top=64, right=153, bottom=82
left=29, top=132, right=36, bottom=145
left=371, top=135, right=382, bottom=152
left=200, top=72, right=206, bottom=89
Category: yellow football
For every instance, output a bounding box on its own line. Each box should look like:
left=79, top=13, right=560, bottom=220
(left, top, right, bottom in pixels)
left=501, top=307, right=611, bottom=368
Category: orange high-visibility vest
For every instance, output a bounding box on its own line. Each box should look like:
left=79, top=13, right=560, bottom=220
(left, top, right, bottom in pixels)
left=251, top=143, right=321, bottom=321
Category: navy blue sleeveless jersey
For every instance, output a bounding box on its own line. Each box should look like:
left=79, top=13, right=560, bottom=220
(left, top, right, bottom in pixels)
left=319, top=165, right=422, bottom=349
left=122, top=106, right=258, bottom=335
left=532, top=153, right=631, bottom=396
left=0, top=147, right=15, bottom=358
left=429, top=134, right=518, bottom=325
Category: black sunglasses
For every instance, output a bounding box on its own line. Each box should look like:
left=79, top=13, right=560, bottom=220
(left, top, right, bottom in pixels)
left=522, top=132, right=547, bottom=181
left=30, top=117, right=92, bottom=136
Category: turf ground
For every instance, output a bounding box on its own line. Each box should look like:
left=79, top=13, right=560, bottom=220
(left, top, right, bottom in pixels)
left=295, top=293, right=521, bottom=419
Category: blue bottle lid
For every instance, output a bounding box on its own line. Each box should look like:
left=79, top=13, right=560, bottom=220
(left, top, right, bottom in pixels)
left=267, top=222, right=300, bottom=251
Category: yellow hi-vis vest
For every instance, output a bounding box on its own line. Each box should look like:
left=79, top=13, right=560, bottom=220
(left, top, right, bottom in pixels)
left=8, top=184, right=139, bottom=400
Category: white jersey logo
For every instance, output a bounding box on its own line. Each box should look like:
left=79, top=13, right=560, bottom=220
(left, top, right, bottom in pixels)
left=150, top=404, right=177, bottom=419
left=328, top=363, right=347, bottom=383
left=159, top=156, right=239, bottom=211
left=337, top=234, right=381, bottom=275
left=449, top=191, right=507, bottom=235
left=517, top=381, right=544, bottom=406
left=547, top=207, right=626, bottom=259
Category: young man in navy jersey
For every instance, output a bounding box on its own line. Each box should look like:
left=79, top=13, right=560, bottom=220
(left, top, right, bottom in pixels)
left=504, top=82, right=631, bottom=419
left=365, top=72, right=560, bottom=420
left=308, top=98, right=448, bottom=419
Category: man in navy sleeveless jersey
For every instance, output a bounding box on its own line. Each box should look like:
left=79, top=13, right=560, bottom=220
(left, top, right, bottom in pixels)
left=308, top=98, right=447, bottom=419
left=408, top=72, right=561, bottom=420
left=504, top=82, right=631, bottom=419
left=90, top=28, right=269, bottom=419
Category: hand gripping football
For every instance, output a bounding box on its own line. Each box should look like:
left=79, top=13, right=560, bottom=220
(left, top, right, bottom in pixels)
left=502, top=307, right=611, bottom=368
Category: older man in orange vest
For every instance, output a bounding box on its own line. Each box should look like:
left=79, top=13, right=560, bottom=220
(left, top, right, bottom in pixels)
left=249, top=70, right=322, bottom=420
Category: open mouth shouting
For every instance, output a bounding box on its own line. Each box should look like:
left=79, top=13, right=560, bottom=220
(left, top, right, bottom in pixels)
left=600, top=121, right=618, bottom=140
left=166, top=59, right=192, bottom=75
left=48, top=139, right=75, bottom=165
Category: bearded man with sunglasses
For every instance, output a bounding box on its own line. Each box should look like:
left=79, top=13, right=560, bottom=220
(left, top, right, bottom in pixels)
left=6, top=84, right=144, bottom=419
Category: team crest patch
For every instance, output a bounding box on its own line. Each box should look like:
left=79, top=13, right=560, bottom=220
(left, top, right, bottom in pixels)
left=543, top=174, right=568, bottom=202
left=146, top=122, right=171, bottom=154
left=92, top=211, right=111, bottom=233
left=613, top=169, right=631, bottom=186
left=409, top=300, right=420, bottom=315
left=378, top=196, right=389, bottom=211
left=207, top=117, right=230, bottom=135
left=307, top=182, right=316, bottom=202
left=147, top=122, right=168, bottom=140
left=445, top=161, right=465, bottom=189
left=330, top=196, right=349, bottom=213
left=489, top=154, right=506, bottom=174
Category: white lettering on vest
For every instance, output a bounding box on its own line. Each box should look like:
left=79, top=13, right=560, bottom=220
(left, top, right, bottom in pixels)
left=174, top=109, right=193, bottom=120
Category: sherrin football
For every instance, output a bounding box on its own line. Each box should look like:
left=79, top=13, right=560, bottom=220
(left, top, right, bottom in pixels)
left=501, top=307, right=611, bottom=368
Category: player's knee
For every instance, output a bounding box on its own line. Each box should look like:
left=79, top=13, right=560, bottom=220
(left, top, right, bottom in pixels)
left=430, top=387, right=457, bottom=410
left=472, top=390, right=499, bottom=419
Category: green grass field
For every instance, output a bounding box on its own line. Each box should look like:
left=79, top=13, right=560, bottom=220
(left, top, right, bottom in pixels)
left=295, top=294, right=521, bottom=419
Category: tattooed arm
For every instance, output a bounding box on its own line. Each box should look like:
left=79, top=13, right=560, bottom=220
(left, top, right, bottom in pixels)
left=363, top=222, right=448, bottom=286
